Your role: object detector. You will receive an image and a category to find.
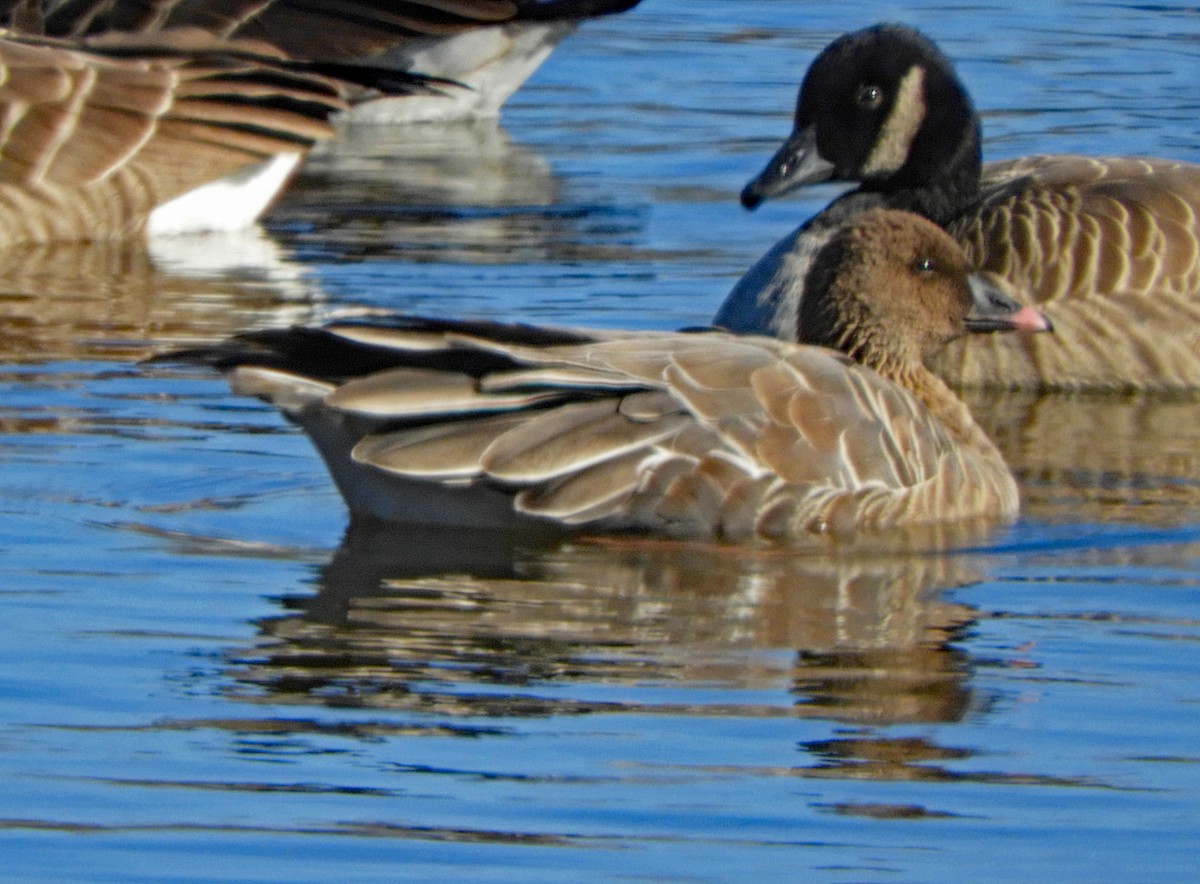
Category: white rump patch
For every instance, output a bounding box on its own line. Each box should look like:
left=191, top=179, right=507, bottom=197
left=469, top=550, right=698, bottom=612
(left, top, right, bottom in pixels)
left=147, top=153, right=302, bottom=236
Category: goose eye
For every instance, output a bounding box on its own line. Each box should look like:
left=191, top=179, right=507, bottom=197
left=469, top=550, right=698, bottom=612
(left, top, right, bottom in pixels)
left=856, top=84, right=883, bottom=110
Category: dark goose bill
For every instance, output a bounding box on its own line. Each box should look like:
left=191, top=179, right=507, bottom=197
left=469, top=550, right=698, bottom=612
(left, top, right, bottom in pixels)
left=964, top=273, right=1052, bottom=334
left=740, top=125, right=836, bottom=209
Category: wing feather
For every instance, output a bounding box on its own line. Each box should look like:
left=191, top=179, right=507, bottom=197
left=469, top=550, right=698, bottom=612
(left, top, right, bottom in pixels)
left=329, top=366, right=577, bottom=417
left=482, top=402, right=690, bottom=482
left=513, top=449, right=649, bottom=523
left=0, top=31, right=358, bottom=240
left=353, top=412, right=530, bottom=480
left=178, top=321, right=1018, bottom=536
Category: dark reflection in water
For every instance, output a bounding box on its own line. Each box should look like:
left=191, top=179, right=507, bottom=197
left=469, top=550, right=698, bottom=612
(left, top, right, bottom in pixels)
left=225, top=523, right=987, bottom=725
left=796, top=735, right=1100, bottom=788
left=194, top=522, right=1139, bottom=792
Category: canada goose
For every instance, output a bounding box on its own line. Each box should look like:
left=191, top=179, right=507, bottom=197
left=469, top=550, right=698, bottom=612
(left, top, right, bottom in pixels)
left=0, top=29, right=438, bottom=242
left=716, top=23, right=1200, bottom=390
left=162, top=209, right=1049, bottom=540
left=5, top=0, right=646, bottom=122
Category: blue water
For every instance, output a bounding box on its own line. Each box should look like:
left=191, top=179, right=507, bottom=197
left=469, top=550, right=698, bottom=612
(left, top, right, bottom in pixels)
left=3, top=2, right=1200, bottom=880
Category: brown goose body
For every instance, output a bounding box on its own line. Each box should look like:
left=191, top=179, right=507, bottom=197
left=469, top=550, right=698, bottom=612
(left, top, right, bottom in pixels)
left=931, top=155, right=1200, bottom=388
left=163, top=210, right=1049, bottom=541
left=4, top=1, right=643, bottom=51
left=4, top=0, right=645, bottom=121
left=0, top=29, right=438, bottom=243
left=725, top=24, right=1200, bottom=391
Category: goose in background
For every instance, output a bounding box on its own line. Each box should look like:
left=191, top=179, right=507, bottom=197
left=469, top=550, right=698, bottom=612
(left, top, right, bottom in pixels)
left=160, top=209, right=1050, bottom=541
left=3, top=0, right=645, bottom=122
left=0, top=29, right=442, bottom=243
left=716, top=23, right=1200, bottom=391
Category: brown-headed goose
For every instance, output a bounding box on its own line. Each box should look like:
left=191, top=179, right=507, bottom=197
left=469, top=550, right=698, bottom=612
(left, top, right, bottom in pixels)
left=716, top=23, right=1200, bottom=391
left=5, top=0, right=645, bottom=122
left=0, top=29, right=441, bottom=242
left=164, top=209, right=1049, bottom=540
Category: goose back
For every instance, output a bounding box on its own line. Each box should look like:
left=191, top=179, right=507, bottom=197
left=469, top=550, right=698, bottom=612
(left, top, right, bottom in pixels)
left=932, top=155, right=1200, bottom=387
left=6, top=1, right=644, bottom=54
left=214, top=322, right=1020, bottom=539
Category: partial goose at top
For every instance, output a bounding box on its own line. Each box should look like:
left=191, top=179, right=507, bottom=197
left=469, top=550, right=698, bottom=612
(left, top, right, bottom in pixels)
left=161, top=209, right=1050, bottom=542
left=716, top=23, right=1200, bottom=391
left=0, top=29, right=441, bottom=243
left=4, top=0, right=646, bottom=122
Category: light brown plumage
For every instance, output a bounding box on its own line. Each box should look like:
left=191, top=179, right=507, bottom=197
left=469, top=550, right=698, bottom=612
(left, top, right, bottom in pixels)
left=932, top=155, right=1200, bottom=388
left=0, top=29, right=427, bottom=242
left=163, top=209, right=1049, bottom=541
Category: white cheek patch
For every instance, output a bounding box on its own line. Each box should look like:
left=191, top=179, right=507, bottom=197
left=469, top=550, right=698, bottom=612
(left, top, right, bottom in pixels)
left=861, top=66, right=927, bottom=178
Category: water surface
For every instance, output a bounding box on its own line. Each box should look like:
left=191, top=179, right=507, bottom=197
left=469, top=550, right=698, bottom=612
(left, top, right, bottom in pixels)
left=2, top=2, right=1200, bottom=880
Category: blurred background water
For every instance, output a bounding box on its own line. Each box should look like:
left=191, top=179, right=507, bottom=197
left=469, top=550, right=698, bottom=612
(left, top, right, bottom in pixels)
left=2, top=1, right=1200, bottom=880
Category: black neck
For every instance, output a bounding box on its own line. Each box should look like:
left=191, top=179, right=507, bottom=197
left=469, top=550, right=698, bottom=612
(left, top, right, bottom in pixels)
left=852, top=118, right=983, bottom=227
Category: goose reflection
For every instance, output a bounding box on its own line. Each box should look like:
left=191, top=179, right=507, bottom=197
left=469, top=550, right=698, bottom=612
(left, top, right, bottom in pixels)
left=964, top=389, right=1200, bottom=525
left=0, top=232, right=322, bottom=363
left=272, top=121, right=648, bottom=268
left=0, top=119, right=645, bottom=365
left=303, top=122, right=562, bottom=208
left=224, top=523, right=990, bottom=728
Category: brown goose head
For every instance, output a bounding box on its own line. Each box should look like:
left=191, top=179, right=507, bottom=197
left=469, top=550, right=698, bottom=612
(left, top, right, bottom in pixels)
left=799, top=209, right=1051, bottom=380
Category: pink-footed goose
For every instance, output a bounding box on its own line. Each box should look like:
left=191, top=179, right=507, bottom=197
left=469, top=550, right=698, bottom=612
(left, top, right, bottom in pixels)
left=162, top=209, right=1050, bottom=541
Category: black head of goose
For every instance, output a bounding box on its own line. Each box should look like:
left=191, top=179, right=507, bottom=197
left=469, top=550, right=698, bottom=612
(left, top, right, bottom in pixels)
left=162, top=209, right=1049, bottom=541
left=718, top=23, right=1200, bottom=391
left=0, top=29, right=447, bottom=242
left=739, top=23, right=980, bottom=225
